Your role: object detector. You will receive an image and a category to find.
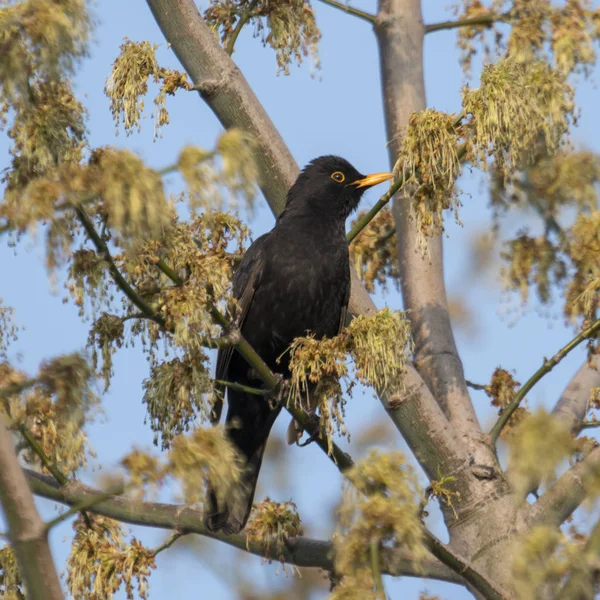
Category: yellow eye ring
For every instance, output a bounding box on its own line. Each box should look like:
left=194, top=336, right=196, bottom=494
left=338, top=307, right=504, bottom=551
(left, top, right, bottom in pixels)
left=331, top=171, right=345, bottom=183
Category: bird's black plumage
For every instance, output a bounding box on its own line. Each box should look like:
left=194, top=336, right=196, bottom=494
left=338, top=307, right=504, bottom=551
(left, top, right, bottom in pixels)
left=204, top=156, right=392, bottom=534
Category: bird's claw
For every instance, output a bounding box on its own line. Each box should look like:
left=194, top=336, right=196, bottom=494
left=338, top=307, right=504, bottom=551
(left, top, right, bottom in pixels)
left=297, top=433, right=318, bottom=447
left=268, top=374, right=287, bottom=410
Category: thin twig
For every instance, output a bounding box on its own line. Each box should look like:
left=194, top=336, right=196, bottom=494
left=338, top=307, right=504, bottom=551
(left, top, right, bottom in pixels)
left=465, top=380, right=487, bottom=391
left=424, top=12, right=509, bottom=34
left=371, top=538, right=386, bottom=599
left=45, top=486, right=123, bottom=532
left=580, top=421, right=600, bottom=429
left=74, top=205, right=166, bottom=327
left=225, top=3, right=256, bottom=55
left=489, top=317, right=600, bottom=442
left=318, top=0, right=376, bottom=24
left=346, top=143, right=467, bottom=245
left=18, top=426, right=68, bottom=486
left=214, top=379, right=270, bottom=396
left=152, top=531, right=186, bottom=556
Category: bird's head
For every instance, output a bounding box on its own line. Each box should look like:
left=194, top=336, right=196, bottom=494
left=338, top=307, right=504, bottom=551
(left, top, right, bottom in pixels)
left=284, top=155, right=393, bottom=221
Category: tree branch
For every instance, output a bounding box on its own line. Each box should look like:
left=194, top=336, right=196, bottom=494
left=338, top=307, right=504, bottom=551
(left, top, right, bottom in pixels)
left=0, top=421, right=63, bottom=600
left=375, top=0, right=480, bottom=440
left=490, top=318, right=600, bottom=442
left=525, top=446, right=600, bottom=527
left=73, top=204, right=166, bottom=327
left=225, top=3, right=256, bottom=55
left=424, top=12, right=508, bottom=34
left=318, top=0, right=377, bottom=24
left=26, top=469, right=462, bottom=585
left=551, top=355, right=600, bottom=435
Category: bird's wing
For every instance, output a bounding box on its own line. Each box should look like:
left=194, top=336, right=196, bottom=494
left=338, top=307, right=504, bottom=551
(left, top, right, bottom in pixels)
left=338, top=269, right=352, bottom=335
left=211, top=233, right=270, bottom=424
left=285, top=267, right=352, bottom=445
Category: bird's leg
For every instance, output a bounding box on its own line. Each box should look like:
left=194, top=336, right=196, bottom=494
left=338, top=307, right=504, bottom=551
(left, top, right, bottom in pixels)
left=268, top=373, right=288, bottom=410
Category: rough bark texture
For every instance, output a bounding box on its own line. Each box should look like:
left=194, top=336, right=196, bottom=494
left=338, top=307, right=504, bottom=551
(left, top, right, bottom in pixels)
left=0, top=422, right=63, bottom=600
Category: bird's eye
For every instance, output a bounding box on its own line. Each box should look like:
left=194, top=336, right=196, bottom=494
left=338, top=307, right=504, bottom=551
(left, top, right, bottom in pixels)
left=331, top=171, right=345, bottom=183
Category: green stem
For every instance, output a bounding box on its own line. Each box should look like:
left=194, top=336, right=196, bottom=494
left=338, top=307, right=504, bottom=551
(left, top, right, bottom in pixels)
left=489, top=318, right=600, bottom=442
left=347, top=142, right=467, bottom=245
left=214, top=379, right=270, bottom=396
left=424, top=12, right=509, bottom=34
left=318, top=0, right=376, bottom=24
left=225, top=5, right=255, bottom=55
left=45, top=486, right=122, bottom=532
left=152, top=531, right=186, bottom=556
left=19, top=425, right=68, bottom=486
left=74, top=205, right=166, bottom=328
left=580, top=421, right=600, bottom=430
left=370, top=538, right=386, bottom=599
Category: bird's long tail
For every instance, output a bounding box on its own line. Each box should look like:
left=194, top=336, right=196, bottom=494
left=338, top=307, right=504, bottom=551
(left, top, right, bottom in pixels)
left=204, top=391, right=280, bottom=534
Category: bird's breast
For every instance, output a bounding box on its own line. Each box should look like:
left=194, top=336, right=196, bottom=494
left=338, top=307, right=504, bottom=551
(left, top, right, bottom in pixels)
left=241, top=232, right=349, bottom=373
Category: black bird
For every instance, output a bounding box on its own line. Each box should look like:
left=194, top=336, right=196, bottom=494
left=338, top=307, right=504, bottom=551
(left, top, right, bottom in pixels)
left=204, top=155, right=392, bottom=534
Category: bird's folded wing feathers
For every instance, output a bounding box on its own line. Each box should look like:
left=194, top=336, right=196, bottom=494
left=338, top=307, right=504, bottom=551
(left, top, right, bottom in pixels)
left=286, top=269, right=351, bottom=444
left=211, top=234, right=270, bottom=424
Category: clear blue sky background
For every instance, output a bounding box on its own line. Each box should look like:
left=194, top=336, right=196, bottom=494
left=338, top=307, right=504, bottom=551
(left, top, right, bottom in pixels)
left=1, top=1, right=600, bottom=599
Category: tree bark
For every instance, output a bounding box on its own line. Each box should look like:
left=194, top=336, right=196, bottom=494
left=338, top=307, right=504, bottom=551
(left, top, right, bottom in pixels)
left=374, top=0, right=521, bottom=590
left=0, top=421, right=63, bottom=600
left=375, top=0, right=479, bottom=439
left=552, top=356, right=600, bottom=434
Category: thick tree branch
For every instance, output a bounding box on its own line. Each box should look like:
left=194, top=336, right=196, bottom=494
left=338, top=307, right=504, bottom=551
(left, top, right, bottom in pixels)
left=490, top=318, right=600, bottom=442
left=424, top=12, right=508, bottom=34
left=0, top=421, right=63, bottom=600
left=375, top=0, right=480, bottom=439
left=318, top=0, right=377, bottom=24
left=552, top=355, right=600, bottom=434
left=525, top=446, right=600, bottom=527
left=25, top=469, right=462, bottom=585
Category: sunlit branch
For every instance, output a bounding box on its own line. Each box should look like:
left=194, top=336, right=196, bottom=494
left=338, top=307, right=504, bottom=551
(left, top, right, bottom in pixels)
left=26, top=468, right=462, bottom=585
left=424, top=12, right=509, bottom=34
left=318, top=0, right=376, bottom=24
left=580, top=421, right=600, bottom=429
left=489, top=318, right=600, bottom=443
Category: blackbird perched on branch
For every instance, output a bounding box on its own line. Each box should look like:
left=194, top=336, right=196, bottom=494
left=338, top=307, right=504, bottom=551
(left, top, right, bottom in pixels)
left=204, top=155, right=392, bottom=534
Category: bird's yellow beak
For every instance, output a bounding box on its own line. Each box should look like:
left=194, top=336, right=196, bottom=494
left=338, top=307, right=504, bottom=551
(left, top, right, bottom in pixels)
left=352, top=172, right=393, bottom=189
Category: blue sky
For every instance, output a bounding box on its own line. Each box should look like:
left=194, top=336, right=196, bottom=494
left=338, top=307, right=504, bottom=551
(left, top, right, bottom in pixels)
left=1, top=1, right=600, bottom=598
